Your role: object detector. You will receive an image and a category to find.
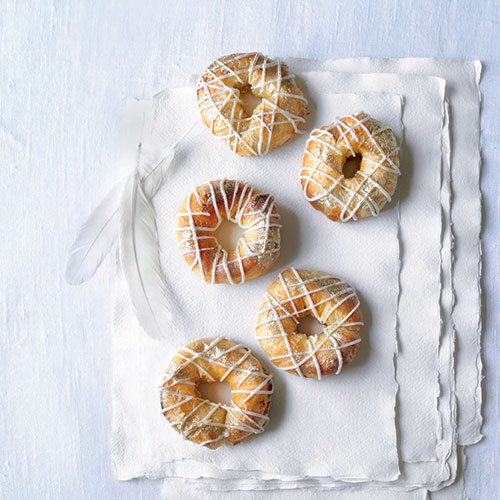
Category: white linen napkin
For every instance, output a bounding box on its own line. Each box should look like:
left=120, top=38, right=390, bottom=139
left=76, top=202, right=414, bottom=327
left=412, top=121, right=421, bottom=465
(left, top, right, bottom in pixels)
left=159, top=72, right=454, bottom=490
left=185, top=60, right=479, bottom=495
left=112, top=91, right=403, bottom=481
left=291, top=58, right=482, bottom=447
left=186, top=69, right=452, bottom=482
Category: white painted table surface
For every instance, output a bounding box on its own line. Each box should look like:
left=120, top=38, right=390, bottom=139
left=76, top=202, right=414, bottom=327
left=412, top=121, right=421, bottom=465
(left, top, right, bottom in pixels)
left=1, top=1, right=498, bottom=499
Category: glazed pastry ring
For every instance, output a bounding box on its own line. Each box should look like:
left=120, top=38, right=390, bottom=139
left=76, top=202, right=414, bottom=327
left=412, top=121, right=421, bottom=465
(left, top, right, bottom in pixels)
left=300, top=112, right=400, bottom=222
left=175, top=179, right=281, bottom=284
left=160, top=337, right=273, bottom=449
left=256, top=268, right=364, bottom=379
left=197, top=52, right=308, bottom=156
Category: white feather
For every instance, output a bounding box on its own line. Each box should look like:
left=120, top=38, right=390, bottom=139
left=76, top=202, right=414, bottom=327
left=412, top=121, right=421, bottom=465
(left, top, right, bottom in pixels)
left=64, top=145, right=177, bottom=286
left=119, top=165, right=172, bottom=340
left=65, top=123, right=195, bottom=287
left=65, top=179, right=126, bottom=285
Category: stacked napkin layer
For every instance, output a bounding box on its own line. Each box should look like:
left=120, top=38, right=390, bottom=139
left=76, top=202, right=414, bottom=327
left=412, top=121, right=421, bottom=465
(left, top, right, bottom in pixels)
left=103, top=59, right=481, bottom=498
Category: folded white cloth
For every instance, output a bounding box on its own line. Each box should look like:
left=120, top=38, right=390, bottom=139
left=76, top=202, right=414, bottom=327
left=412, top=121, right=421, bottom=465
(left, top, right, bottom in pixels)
left=290, top=58, right=482, bottom=447
left=112, top=91, right=403, bottom=482
left=174, top=78, right=455, bottom=491
left=160, top=71, right=452, bottom=488
left=160, top=69, right=454, bottom=488
left=102, top=59, right=482, bottom=498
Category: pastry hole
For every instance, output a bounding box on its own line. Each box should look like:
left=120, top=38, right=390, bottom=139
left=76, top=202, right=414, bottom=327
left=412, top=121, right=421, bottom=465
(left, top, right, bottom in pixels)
left=216, top=220, right=245, bottom=251
left=198, top=381, right=232, bottom=405
left=297, top=316, right=324, bottom=337
left=343, top=155, right=362, bottom=179
left=240, top=86, right=262, bottom=115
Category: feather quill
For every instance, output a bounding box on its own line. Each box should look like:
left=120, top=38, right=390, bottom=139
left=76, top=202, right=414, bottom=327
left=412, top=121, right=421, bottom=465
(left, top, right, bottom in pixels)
left=119, top=147, right=172, bottom=340
left=65, top=179, right=126, bottom=285
left=141, top=146, right=175, bottom=197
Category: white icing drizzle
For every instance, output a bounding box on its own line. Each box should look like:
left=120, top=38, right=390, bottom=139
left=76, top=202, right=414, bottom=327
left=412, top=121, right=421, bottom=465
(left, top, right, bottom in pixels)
left=160, top=337, right=273, bottom=447
left=301, top=113, right=400, bottom=222
left=176, top=179, right=281, bottom=284
left=256, top=268, right=364, bottom=379
left=197, top=53, right=307, bottom=156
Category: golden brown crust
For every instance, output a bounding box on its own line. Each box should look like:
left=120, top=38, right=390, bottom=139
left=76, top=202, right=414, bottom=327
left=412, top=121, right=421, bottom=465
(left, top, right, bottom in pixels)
left=300, top=113, right=400, bottom=222
left=160, top=338, right=273, bottom=449
left=175, top=179, right=281, bottom=284
left=197, top=52, right=308, bottom=156
left=256, top=268, right=364, bottom=379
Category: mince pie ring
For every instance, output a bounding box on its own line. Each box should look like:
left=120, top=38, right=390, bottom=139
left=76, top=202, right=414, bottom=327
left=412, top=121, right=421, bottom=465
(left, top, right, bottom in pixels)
left=256, top=268, right=364, bottom=379
left=197, top=52, right=308, bottom=156
left=160, top=337, right=273, bottom=448
left=300, top=112, right=400, bottom=222
left=175, top=179, right=281, bottom=284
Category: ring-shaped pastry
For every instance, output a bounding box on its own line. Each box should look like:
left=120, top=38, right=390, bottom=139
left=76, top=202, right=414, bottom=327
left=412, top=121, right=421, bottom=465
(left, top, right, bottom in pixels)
left=256, top=268, right=364, bottom=379
left=300, top=112, right=400, bottom=222
left=160, top=337, right=273, bottom=448
left=197, top=52, right=308, bottom=156
left=175, top=179, right=281, bottom=284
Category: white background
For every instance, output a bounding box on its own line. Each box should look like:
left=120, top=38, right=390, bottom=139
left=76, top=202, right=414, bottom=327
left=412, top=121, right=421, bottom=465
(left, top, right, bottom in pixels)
left=1, top=1, right=498, bottom=499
